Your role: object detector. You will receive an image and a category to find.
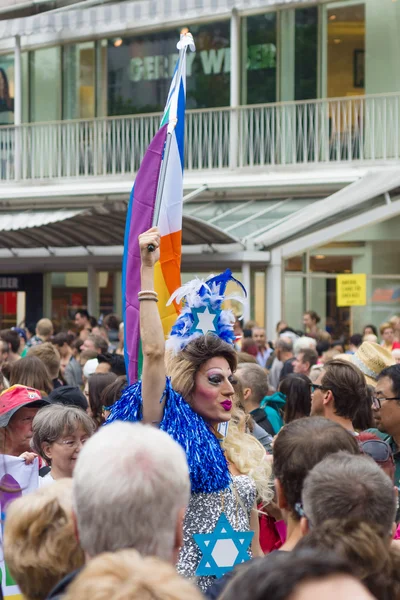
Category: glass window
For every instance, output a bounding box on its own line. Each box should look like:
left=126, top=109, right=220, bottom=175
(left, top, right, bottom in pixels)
left=285, top=255, right=305, bottom=273
left=243, top=13, right=277, bottom=105
left=310, top=253, right=352, bottom=274
left=30, top=47, right=61, bottom=122
left=284, top=275, right=305, bottom=330
left=107, top=21, right=230, bottom=116
left=63, top=42, right=96, bottom=120
left=295, top=7, right=318, bottom=100
left=100, top=271, right=114, bottom=315
left=0, top=54, right=14, bottom=125
left=52, top=272, right=88, bottom=330
left=327, top=4, right=365, bottom=97
left=309, top=276, right=350, bottom=339
left=349, top=277, right=400, bottom=336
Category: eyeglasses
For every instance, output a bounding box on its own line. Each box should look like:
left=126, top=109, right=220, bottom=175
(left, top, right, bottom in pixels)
left=56, top=438, right=89, bottom=450
left=372, top=396, right=400, bottom=409
left=309, top=384, right=327, bottom=393
left=359, top=439, right=393, bottom=463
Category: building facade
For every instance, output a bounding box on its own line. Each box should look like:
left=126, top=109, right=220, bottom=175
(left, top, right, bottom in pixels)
left=0, top=0, right=399, bottom=338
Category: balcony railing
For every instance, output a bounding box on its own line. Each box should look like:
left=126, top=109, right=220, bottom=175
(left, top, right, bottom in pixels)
left=1, top=92, right=400, bottom=182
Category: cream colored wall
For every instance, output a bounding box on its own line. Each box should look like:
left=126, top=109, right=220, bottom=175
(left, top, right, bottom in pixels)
left=365, top=0, right=400, bottom=94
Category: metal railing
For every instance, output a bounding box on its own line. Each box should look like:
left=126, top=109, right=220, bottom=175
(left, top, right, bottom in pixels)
left=1, top=92, right=400, bottom=181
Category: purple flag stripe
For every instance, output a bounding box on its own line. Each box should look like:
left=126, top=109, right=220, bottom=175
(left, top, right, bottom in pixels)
left=124, top=124, right=169, bottom=382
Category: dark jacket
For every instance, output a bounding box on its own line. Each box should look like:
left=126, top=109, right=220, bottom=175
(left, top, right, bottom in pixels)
left=46, top=569, right=81, bottom=600
left=250, top=407, right=274, bottom=436
left=279, top=357, right=295, bottom=380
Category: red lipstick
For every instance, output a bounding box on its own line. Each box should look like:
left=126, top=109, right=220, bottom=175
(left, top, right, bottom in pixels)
left=221, top=400, right=232, bottom=411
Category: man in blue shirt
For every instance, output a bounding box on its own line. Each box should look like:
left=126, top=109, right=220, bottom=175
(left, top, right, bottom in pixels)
left=252, top=327, right=273, bottom=368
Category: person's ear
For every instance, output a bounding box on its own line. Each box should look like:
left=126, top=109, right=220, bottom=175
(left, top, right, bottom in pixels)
left=392, top=521, right=397, bottom=538
left=173, top=506, right=186, bottom=562
left=243, top=387, right=252, bottom=402
left=41, top=442, right=52, bottom=461
left=323, top=389, right=334, bottom=407
left=275, top=478, right=288, bottom=510
left=300, top=517, right=310, bottom=537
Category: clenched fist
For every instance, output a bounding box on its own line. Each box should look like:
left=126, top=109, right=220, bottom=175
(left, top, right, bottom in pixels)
left=139, top=227, right=161, bottom=268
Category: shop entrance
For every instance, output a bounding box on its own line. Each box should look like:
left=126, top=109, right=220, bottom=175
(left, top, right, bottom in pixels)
left=0, top=274, right=43, bottom=330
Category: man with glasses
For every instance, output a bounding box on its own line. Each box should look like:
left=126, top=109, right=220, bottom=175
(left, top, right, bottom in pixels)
left=369, top=364, right=400, bottom=491
left=310, top=358, right=368, bottom=433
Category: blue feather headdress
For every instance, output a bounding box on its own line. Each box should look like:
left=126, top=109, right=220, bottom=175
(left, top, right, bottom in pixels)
left=166, top=269, right=247, bottom=354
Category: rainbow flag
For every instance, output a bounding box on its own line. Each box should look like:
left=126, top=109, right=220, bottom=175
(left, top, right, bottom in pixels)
left=123, top=32, right=195, bottom=383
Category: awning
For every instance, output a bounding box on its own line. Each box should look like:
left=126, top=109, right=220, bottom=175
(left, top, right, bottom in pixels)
left=0, top=207, right=238, bottom=248
left=0, top=0, right=316, bottom=44
left=254, top=167, right=400, bottom=249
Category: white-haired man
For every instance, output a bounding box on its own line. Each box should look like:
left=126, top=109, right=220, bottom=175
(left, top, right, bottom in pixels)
left=47, top=422, right=190, bottom=599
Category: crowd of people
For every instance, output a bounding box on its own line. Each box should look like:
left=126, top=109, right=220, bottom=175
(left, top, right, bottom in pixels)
left=1, top=228, right=400, bottom=599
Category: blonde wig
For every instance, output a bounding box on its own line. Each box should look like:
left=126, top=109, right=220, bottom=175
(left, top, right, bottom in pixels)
left=220, top=378, right=273, bottom=506
left=64, top=549, right=203, bottom=600
left=223, top=417, right=273, bottom=506
left=4, top=479, right=85, bottom=600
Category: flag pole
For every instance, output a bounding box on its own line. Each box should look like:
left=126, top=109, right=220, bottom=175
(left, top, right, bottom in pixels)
left=148, top=29, right=194, bottom=250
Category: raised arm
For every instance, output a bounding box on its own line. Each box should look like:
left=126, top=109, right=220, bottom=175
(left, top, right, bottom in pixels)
left=138, top=227, right=167, bottom=424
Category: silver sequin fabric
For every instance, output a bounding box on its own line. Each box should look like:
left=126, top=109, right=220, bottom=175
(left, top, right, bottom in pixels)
left=177, top=475, right=256, bottom=592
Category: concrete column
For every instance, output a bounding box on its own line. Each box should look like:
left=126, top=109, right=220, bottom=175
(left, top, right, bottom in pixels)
left=241, top=262, right=251, bottom=322
left=87, top=265, right=100, bottom=318
left=14, top=35, right=22, bottom=181
left=43, top=272, right=52, bottom=318
left=229, top=8, right=240, bottom=169
left=230, top=8, right=240, bottom=107
left=266, top=248, right=282, bottom=340
left=16, top=291, right=26, bottom=326
left=279, top=9, right=295, bottom=101
left=113, top=271, right=123, bottom=317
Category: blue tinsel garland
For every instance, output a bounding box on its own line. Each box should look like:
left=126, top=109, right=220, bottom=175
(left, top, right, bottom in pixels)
left=106, top=378, right=231, bottom=494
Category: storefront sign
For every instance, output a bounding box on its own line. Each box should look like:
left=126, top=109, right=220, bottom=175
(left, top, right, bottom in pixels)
left=129, top=44, right=276, bottom=83
left=336, top=274, right=367, bottom=307
left=0, top=277, right=19, bottom=291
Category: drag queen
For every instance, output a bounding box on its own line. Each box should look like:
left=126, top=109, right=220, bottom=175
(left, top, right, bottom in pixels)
left=108, top=227, right=272, bottom=591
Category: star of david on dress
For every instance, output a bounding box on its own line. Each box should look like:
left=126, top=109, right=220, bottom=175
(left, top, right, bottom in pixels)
left=190, top=306, right=220, bottom=336
left=193, top=512, right=254, bottom=578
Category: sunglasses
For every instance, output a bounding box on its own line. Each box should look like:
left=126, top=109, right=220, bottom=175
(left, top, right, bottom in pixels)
left=309, top=384, right=328, bottom=393
left=359, top=439, right=393, bottom=463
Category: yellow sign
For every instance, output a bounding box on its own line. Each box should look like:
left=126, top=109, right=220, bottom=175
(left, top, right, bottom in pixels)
left=336, top=274, right=367, bottom=307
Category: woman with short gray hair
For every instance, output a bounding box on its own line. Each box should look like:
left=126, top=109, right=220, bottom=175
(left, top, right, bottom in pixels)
left=31, top=404, right=95, bottom=486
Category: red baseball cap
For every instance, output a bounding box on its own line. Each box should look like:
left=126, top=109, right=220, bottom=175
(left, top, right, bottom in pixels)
left=0, top=385, right=49, bottom=428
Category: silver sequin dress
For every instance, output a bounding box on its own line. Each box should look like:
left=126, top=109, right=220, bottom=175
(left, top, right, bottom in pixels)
left=177, top=474, right=256, bottom=592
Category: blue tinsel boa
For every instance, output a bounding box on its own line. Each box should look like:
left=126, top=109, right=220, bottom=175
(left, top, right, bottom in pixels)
left=106, top=378, right=231, bottom=494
